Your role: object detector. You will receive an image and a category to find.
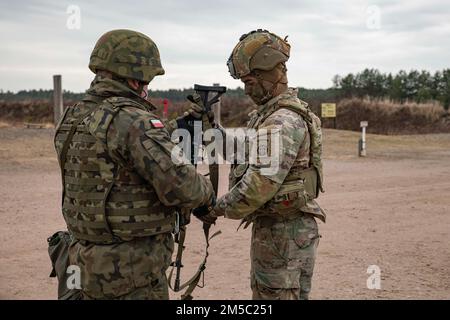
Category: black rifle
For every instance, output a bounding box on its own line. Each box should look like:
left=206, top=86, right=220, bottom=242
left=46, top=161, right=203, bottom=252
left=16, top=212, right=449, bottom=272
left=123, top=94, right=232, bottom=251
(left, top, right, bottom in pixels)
left=193, top=84, right=227, bottom=114
left=191, top=84, right=226, bottom=233
left=170, top=84, right=226, bottom=299
left=185, top=84, right=227, bottom=164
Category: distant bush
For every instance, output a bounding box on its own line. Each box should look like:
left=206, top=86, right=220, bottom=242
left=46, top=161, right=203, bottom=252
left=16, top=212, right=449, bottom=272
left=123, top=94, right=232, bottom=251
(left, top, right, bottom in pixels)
left=0, top=100, right=54, bottom=123
left=335, top=98, right=450, bottom=134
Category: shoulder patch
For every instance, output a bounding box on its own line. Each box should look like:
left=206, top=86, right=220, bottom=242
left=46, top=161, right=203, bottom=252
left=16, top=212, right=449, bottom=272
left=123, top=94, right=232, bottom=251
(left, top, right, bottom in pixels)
left=150, top=119, right=165, bottom=128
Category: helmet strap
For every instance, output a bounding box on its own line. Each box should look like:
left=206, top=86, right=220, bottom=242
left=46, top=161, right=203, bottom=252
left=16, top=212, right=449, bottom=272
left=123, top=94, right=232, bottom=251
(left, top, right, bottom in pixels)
left=137, top=82, right=146, bottom=97
left=114, top=75, right=148, bottom=97
left=140, top=84, right=149, bottom=99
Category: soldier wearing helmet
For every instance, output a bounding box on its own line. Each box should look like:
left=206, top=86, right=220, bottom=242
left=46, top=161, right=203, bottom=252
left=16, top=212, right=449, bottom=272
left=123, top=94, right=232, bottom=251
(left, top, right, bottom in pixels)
left=53, top=29, right=215, bottom=299
left=206, top=29, right=326, bottom=299
left=227, top=29, right=291, bottom=105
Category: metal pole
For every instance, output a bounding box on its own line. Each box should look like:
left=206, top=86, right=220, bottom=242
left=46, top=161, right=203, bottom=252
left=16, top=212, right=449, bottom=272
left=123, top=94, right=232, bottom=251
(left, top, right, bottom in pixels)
left=53, top=75, right=64, bottom=125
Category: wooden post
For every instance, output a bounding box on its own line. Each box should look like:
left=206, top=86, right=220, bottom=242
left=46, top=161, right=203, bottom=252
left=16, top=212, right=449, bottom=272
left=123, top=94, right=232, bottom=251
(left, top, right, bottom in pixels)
left=213, top=83, right=221, bottom=126
left=53, top=75, right=64, bottom=125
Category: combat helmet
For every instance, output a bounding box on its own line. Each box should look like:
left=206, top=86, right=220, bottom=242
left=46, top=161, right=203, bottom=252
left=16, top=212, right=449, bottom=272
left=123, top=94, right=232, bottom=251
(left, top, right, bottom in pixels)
left=89, top=29, right=165, bottom=83
left=227, top=29, right=290, bottom=79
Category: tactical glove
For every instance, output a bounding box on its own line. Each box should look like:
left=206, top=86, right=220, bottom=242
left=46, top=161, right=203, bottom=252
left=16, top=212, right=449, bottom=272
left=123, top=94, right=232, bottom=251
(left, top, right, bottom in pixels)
left=192, top=195, right=217, bottom=225
left=173, top=93, right=215, bottom=130
left=185, top=93, right=215, bottom=126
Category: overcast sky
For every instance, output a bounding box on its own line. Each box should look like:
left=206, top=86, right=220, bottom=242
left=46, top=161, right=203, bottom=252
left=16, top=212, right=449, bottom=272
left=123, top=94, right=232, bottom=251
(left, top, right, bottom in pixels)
left=0, top=0, right=449, bottom=92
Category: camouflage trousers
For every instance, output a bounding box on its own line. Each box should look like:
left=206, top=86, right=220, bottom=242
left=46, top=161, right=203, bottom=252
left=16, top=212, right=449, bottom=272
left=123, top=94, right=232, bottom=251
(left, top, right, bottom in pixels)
left=250, top=213, right=319, bottom=300
left=69, top=233, right=174, bottom=300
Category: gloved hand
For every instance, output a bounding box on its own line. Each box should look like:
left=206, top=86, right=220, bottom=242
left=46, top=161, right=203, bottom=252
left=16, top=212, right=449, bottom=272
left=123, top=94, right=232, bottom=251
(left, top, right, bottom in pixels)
left=167, top=93, right=217, bottom=135
left=185, top=93, right=215, bottom=126
left=168, top=93, right=216, bottom=135
left=192, top=195, right=217, bottom=225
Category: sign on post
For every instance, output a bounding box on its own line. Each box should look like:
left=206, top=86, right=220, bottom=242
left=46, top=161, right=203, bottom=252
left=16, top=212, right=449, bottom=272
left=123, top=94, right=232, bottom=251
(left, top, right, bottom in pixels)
left=321, top=103, right=336, bottom=118
left=321, top=103, right=337, bottom=128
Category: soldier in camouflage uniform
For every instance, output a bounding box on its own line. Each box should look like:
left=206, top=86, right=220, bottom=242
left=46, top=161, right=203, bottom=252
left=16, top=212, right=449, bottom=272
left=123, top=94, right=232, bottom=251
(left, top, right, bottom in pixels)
left=204, top=29, right=326, bottom=300
left=54, top=29, right=214, bottom=299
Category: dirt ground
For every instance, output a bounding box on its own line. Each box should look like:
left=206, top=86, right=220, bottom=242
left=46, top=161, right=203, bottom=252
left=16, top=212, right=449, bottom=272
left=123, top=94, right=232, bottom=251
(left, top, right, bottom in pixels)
left=0, top=125, right=449, bottom=300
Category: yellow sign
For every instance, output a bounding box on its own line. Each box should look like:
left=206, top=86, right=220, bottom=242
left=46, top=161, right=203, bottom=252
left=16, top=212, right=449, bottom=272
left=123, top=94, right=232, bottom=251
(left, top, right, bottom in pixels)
left=321, top=103, right=336, bottom=118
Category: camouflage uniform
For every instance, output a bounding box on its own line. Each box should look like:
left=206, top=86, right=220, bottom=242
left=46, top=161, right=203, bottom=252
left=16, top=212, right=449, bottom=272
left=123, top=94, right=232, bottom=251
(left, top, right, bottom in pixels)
left=214, top=30, right=326, bottom=300
left=216, top=88, right=325, bottom=300
left=54, top=30, right=214, bottom=300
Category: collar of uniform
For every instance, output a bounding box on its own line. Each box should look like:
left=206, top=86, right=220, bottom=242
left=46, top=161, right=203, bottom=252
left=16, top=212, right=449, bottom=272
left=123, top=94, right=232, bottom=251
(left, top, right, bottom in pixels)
left=256, top=87, right=298, bottom=116
left=85, top=75, right=156, bottom=111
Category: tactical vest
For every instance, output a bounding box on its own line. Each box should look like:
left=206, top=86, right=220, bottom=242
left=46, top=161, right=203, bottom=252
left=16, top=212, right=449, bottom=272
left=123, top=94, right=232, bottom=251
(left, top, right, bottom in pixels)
left=230, top=98, right=323, bottom=197
left=277, top=97, right=324, bottom=197
left=54, top=97, right=176, bottom=244
left=230, top=94, right=325, bottom=224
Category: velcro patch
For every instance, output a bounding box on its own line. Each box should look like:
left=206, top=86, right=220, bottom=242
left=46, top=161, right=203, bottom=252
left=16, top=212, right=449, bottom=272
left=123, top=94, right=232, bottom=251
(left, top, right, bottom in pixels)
left=150, top=119, right=164, bottom=128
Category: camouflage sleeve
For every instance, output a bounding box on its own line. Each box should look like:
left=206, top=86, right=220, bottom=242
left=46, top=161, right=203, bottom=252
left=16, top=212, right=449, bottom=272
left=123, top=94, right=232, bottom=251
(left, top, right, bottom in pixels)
left=163, top=118, right=178, bottom=135
left=215, top=109, right=307, bottom=219
left=107, top=107, right=214, bottom=208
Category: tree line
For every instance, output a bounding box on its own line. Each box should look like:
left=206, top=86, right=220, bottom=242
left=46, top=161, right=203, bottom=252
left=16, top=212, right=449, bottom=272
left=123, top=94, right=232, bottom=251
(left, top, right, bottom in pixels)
left=0, top=88, right=247, bottom=102
left=1, top=68, right=449, bottom=109
left=333, top=68, right=450, bottom=109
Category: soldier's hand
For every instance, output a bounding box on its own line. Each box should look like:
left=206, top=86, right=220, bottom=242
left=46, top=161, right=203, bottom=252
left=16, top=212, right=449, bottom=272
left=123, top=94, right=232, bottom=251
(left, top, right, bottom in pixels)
left=193, top=210, right=217, bottom=225
left=192, top=195, right=217, bottom=225
left=185, top=93, right=215, bottom=125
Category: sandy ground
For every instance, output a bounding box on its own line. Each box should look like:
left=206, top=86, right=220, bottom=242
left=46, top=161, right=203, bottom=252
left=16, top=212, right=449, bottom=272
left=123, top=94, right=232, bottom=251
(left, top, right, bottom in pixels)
left=0, top=125, right=449, bottom=300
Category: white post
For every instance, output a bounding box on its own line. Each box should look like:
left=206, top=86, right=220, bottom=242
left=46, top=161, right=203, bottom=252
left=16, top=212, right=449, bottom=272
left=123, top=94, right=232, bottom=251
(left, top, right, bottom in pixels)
left=359, top=121, right=368, bottom=157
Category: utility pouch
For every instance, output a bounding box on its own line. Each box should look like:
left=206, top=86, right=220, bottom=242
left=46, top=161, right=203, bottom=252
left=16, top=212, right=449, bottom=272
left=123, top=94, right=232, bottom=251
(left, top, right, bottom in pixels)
left=265, top=179, right=309, bottom=215
left=47, top=231, right=81, bottom=300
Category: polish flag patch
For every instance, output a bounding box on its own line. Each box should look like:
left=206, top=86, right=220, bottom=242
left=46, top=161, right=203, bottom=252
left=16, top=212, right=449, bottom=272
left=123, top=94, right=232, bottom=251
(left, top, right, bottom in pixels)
left=150, top=119, right=164, bottom=128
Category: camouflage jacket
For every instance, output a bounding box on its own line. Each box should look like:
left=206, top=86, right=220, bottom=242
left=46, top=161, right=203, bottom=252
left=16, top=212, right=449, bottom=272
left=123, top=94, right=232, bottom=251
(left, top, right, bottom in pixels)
left=55, top=75, right=214, bottom=241
left=215, top=88, right=325, bottom=222
left=53, top=76, right=215, bottom=298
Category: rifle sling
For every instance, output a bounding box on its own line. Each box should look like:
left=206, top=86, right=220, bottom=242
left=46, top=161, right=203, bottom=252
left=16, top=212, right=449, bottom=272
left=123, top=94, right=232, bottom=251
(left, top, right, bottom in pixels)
left=168, top=228, right=221, bottom=299
left=168, top=96, right=222, bottom=300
